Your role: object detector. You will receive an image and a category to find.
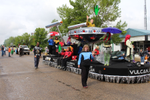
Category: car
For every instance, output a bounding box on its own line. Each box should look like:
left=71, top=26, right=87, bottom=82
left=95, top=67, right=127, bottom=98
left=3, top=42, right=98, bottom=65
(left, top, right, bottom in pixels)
left=18, top=45, right=30, bottom=55
left=111, top=51, right=125, bottom=60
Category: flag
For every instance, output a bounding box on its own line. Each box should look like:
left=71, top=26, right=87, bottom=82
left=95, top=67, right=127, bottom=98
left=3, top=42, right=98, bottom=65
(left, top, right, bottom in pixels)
left=58, top=44, right=61, bottom=52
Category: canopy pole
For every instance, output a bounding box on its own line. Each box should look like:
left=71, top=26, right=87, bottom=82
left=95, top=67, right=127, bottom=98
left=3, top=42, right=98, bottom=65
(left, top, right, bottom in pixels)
left=57, top=25, right=64, bottom=43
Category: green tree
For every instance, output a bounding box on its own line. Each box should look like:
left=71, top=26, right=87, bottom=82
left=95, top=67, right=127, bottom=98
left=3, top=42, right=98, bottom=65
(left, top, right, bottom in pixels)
left=57, top=0, right=127, bottom=44
left=33, top=28, right=48, bottom=51
left=57, top=0, right=89, bottom=35
left=4, top=36, right=15, bottom=47
left=14, top=36, right=23, bottom=47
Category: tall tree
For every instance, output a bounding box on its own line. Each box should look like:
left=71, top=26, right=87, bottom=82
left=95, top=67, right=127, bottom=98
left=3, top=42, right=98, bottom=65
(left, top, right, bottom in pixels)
left=57, top=0, right=127, bottom=44
left=57, top=0, right=89, bottom=34
left=33, top=28, right=48, bottom=50
left=4, top=37, right=15, bottom=47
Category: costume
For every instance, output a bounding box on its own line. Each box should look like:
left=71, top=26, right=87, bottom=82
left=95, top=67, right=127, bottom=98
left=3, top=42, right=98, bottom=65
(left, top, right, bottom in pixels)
left=78, top=52, right=94, bottom=87
left=86, top=21, right=95, bottom=27
left=48, top=39, right=54, bottom=54
left=125, top=35, right=133, bottom=62
left=103, top=32, right=111, bottom=66
left=60, top=51, right=72, bottom=69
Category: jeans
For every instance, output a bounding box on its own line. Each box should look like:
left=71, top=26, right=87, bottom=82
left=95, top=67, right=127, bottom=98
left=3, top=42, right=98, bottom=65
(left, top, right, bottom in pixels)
left=34, top=56, right=40, bottom=68
left=1, top=50, right=4, bottom=56
left=8, top=52, right=10, bottom=57
left=141, top=57, right=144, bottom=63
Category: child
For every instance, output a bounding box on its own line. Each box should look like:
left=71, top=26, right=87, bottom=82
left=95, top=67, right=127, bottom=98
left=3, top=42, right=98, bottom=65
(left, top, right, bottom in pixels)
left=140, top=49, right=144, bottom=65
left=94, top=46, right=100, bottom=56
left=8, top=47, right=11, bottom=57
left=145, top=55, right=149, bottom=63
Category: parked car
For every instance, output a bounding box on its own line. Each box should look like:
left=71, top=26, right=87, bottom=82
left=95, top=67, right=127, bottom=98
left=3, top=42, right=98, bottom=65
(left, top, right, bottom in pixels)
left=18, top=45, right=30, bottom=55
left=111, top=51, right=125, bottom=60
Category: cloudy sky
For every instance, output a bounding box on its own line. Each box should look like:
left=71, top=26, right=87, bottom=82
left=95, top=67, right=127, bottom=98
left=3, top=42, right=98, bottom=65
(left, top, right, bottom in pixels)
left=0, top=0, right=150, bottom=44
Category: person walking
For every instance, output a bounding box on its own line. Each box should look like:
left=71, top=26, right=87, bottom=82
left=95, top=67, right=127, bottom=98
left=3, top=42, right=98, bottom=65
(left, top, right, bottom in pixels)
left=8, top=47, right=11, bottom=57
left=1, top=45, right=4, bottom=57
left=48, top=36, right=54, bottom=55
left=34, top=42, right=42, bottom=69
left=3, top=46, right=6, bottom=55
left=78, top=45, right=94, bottom=88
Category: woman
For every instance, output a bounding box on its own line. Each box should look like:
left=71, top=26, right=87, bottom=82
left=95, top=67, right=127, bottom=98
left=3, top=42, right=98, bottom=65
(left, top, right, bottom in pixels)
left=78, top=45, right=94, bottom=88
left=57, top=48, right=65, bottom=66
left=60, top=47, right=72, bottom=70
left=48, top=36, right=54, bottom=55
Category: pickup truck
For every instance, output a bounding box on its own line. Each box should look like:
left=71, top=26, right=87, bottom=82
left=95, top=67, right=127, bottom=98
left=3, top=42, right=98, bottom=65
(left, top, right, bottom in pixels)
left=18, top=45, right=30, bottom=55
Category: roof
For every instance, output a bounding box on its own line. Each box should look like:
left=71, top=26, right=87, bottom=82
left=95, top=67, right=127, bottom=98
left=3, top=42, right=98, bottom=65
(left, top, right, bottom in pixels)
left=119, top=28, right=150, bottom=38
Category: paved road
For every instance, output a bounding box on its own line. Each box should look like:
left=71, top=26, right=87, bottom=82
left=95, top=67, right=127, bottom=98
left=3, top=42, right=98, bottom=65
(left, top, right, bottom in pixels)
left=0, top=52, right=150, bottom=100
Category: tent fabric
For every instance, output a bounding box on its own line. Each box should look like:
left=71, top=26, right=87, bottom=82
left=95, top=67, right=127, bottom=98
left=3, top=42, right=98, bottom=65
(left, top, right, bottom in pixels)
left=120, top=28, right=150, bottom=38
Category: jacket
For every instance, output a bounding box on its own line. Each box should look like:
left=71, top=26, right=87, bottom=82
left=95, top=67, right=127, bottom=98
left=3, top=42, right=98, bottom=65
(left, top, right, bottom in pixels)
left=34, top=46, right=42, bottom=56
left=8, top=48, right=11, bottom=52
left=54, top=40, right=59, bottom=45
left=64, top=51, right=72, bottom=58
left=78, top=52, right=94, bottom=65
left=140, top=52, right=144, bottom=57
left=60, top=51, right=65, bottom=56
left=48, top=39, right=54, bottom=46
left=94, top=49, right=99, bottom=55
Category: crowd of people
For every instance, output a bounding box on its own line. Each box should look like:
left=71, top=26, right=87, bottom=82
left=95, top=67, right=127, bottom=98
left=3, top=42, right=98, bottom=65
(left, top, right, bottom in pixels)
left=1, top=45, right=17, bottom=57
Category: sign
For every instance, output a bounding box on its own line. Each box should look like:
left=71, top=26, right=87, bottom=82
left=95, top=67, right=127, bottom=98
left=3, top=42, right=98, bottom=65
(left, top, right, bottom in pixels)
left=94, top=5, right=100, bottom=15
left=129, top=68, right=150, bottom=75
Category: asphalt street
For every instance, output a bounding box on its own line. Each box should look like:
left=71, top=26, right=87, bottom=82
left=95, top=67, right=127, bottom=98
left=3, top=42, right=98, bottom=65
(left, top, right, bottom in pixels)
left=0, top=52, right=150, bottom=100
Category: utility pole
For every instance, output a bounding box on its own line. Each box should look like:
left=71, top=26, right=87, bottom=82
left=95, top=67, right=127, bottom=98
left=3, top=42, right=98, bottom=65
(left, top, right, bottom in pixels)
left=144, top=0, right=147, bottom=30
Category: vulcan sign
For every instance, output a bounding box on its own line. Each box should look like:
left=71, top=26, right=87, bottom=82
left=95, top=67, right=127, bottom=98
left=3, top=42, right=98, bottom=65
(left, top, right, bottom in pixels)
left=129, top=68, right=150, bottom=75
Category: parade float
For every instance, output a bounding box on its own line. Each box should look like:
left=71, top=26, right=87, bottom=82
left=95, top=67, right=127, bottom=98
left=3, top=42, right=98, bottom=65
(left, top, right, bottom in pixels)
left=43, top=21, right=150, bottom=84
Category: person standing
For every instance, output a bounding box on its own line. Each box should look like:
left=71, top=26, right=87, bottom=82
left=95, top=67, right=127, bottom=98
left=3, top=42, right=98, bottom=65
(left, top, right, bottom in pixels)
left=1, top=45, right=4, bottom=57
left=8, top=47, right=11, bottom=57
left=34, top=42, right=42, bottom=69
left=3, top=46, right=6, bottom=55
left=140, top=49, right=144, bottom=65
left=78, top=45, right=94, bottom=88
left=11, top=47, right=14, bottom=55
left=48, top=36, right=54, bottom=55
left=54, top=36, right=60, bottom=54
left=19, top=46, right=24, bottom=57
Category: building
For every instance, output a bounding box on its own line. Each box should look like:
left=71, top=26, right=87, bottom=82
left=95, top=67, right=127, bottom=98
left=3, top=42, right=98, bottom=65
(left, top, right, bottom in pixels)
left=119, top=28, right=150, bottom=52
